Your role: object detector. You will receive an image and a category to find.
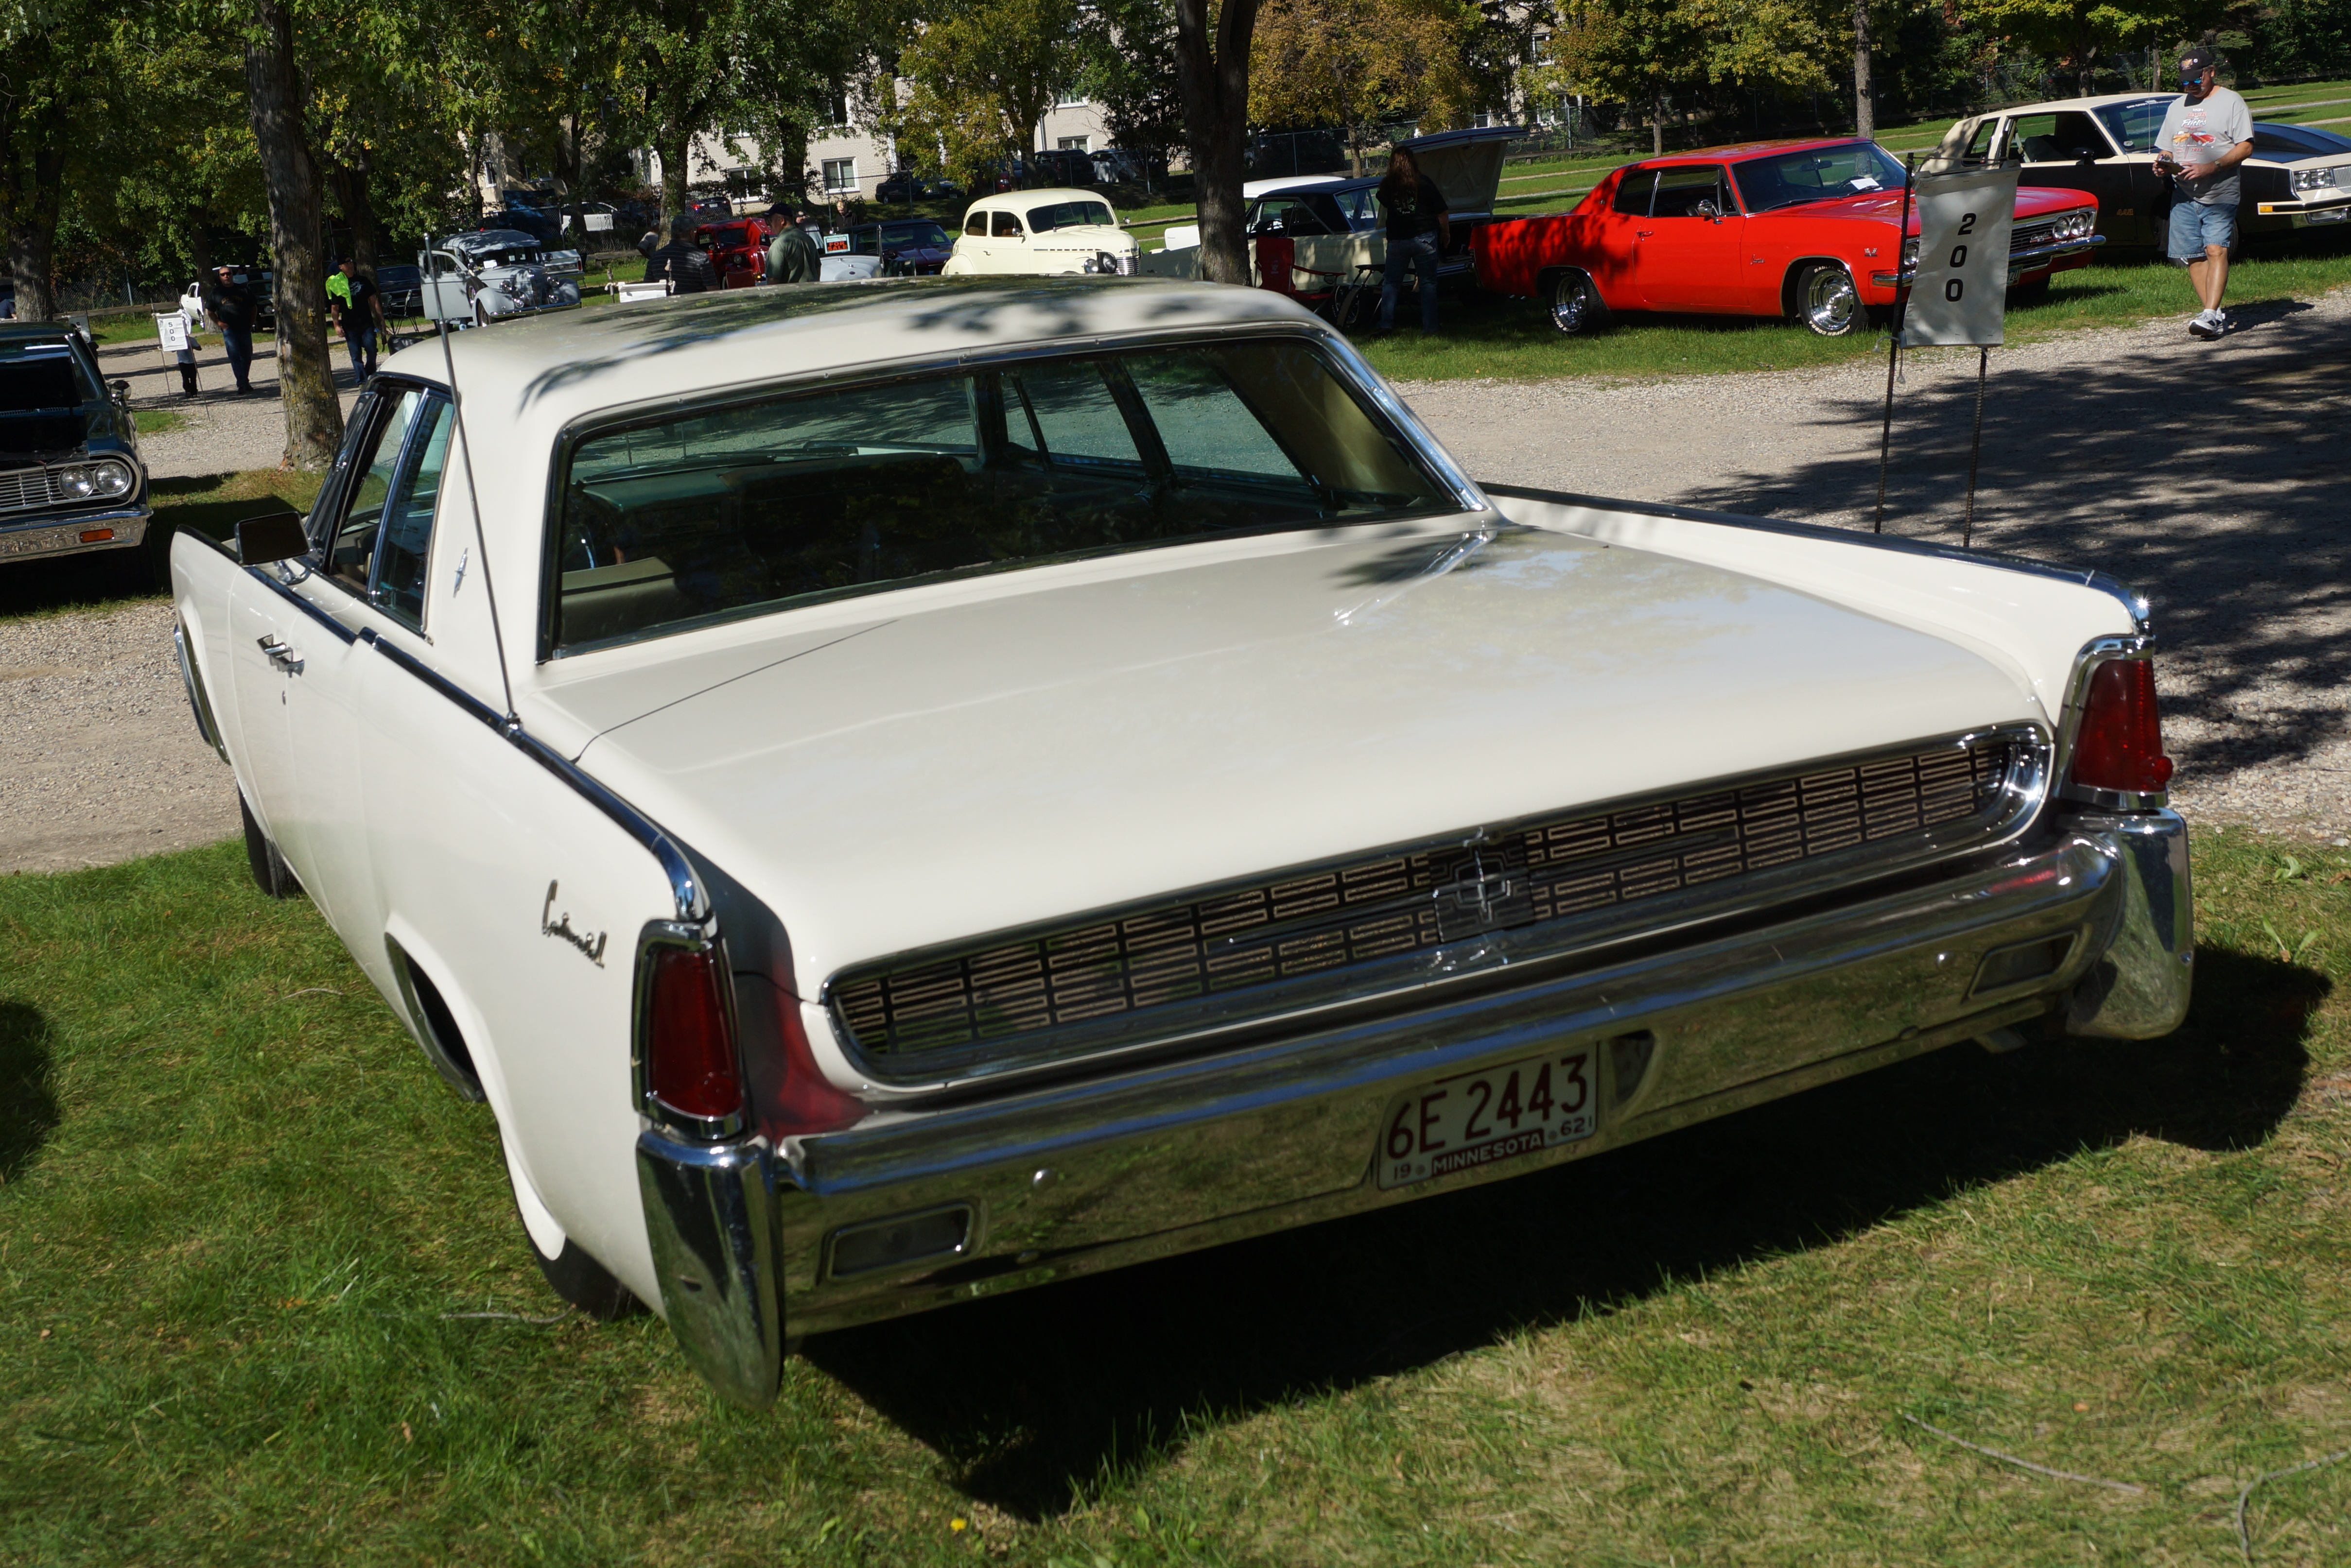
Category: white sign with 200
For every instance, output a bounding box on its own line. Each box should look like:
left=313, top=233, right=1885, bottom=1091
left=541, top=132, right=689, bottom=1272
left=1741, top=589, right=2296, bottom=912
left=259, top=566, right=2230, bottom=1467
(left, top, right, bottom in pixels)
left=1901, top=166, right=2022, bottom=346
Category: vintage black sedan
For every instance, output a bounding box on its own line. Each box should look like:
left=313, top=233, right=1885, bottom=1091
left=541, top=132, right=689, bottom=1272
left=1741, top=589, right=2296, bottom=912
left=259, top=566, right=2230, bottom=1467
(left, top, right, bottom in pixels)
left=0, top=322, right=151, bottom=569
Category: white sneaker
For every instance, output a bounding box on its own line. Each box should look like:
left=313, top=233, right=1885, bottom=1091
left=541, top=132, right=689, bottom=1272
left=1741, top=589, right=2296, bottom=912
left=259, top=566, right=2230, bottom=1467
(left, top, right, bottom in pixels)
left=2188, top=310, right=2221, bottom=340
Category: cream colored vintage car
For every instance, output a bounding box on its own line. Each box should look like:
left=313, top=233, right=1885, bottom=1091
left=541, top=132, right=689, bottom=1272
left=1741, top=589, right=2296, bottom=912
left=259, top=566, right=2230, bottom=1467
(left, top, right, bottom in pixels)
left=939, top=189, right=1139, bottom=276
left=169, top=277, right=2191, bottom=1409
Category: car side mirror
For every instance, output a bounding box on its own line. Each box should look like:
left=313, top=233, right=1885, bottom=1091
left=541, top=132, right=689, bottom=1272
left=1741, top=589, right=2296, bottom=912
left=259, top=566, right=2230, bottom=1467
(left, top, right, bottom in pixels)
left=236, top=512, right=310, bottom=566
left=1695, top=199, right=1721, bottom=221
left=110, top=379, right=130, bottom=402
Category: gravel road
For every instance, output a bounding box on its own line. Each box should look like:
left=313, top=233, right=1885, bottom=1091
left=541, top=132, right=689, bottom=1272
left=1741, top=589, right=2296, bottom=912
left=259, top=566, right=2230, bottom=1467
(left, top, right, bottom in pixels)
left=3, top=288, right=2345, bottom=873
left=98, top=333, right=366, bottom=477
left=1403, top=285, right=2351, bottom=841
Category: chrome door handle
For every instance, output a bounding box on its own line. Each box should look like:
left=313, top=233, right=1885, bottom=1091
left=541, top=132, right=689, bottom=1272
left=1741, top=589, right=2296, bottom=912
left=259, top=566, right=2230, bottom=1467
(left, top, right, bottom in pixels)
left=256, top=635, right=304, bottom=674
left=1635, top=229, right=1654, bottom=238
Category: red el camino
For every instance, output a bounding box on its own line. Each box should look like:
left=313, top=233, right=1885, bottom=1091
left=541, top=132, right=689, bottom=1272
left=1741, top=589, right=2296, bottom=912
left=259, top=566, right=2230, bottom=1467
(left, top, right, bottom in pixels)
left=1474, top=138, right=2103, bottom=337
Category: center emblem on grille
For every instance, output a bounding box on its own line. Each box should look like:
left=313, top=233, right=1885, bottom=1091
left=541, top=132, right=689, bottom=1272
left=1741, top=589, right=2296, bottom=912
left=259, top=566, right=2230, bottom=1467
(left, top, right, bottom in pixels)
left=1435, top=848, right=1534, bottom=939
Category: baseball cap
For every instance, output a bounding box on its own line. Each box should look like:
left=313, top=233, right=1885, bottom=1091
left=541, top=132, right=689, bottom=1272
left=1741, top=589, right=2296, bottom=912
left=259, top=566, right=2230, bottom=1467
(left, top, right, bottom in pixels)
left=2179, top=45, right=2217, bottom=73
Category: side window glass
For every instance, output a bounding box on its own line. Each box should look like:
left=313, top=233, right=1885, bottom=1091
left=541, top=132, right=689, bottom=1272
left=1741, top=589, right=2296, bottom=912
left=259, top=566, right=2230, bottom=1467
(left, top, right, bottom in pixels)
left=1965, top=119, right=2000, bottom=164
left=1611, top=169, right=1656, bottom=216
left=308, top=390, right=380, bottom=553
left=327, top=388, right=427, bottom=594
left=993, top=211, right=1025, bottom=238
left=1652, top=166, right=1727, bottom=218
left=2050, top=111, right=2108, bottom=159
left=373, top=396, right=451, bottom=629
left=1001, top=361, right=1142, bottom=470
left=2010, top=113, right=2059, bottom=163
left=964, top=210, right=988, bottom=236
left=1127, top=354, right=1296, bottom=480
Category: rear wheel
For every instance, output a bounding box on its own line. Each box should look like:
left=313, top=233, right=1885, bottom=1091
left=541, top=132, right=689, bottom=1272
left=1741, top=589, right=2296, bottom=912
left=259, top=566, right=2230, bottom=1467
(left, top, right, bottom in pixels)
left=1795, top=262, right=1862, bottom=337
left=238, top=790, right=299, bottom=898
left=1547, top=270, right=1607, bottom=335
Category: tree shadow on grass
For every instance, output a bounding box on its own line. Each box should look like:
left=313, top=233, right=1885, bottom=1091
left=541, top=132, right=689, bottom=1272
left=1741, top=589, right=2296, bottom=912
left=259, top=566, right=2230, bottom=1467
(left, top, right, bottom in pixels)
left=808, top=945, right=2319, bottom=1520
left=0, top=999, right=61, bottom=1186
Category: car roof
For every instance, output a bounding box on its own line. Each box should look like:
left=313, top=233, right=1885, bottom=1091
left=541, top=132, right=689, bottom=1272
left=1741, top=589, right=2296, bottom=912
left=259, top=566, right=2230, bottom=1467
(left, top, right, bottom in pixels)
left=0, top=322, right=80, bottom=346
left=1633, top=137, right=1879, bottom=166
left=1962, top=93, right=2178, bottom=118
left=978, top=188, right=1119, bottom=213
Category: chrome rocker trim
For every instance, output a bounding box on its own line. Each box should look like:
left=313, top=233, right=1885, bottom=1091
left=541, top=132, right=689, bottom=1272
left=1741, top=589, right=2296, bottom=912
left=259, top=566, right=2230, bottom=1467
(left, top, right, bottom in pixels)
left=638, top=808, right=2191, bottom=1408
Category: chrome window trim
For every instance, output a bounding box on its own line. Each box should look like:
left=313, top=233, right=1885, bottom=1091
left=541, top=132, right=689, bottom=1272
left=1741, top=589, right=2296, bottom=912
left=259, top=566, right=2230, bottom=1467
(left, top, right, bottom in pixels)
left=532, top=318, right=1485, bottom=661
left=631, top=917, right=745, bottom=1141
left=2054, top=634, right=2169, bottom=810
left=1479, top=481, right=2151, bottom=634
left=821, top=723, right=2053, bottom=1091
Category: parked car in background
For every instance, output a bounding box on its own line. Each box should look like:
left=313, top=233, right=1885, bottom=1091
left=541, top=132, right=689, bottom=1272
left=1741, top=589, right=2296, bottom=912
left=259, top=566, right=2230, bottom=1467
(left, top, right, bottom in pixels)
left=1474, top=138, right=2103, bottom=337
left=0, top=321, right=148, bottom=568
left=168, top=276, right=2191, bottom=1410
left=695, top=216, right=777, bottom=288
left=373, top=264, right=425, bottom=318
left=420, top=229, right=581, bottom=327
left=942, top=189, right=1139, bottom=276
left=1145, top=125, right=1525, bottom=299
left=483, top=207, right=564, bottom=247
left=1936, top=94, right=2351, bottom=254
left=836, top=218, right=956, bottom=275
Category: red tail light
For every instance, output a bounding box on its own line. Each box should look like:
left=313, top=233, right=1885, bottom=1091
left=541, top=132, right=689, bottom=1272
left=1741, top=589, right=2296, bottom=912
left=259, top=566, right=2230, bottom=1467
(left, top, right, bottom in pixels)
left=771, top=991, right=867, bottom=1138
left=2070, top=658, right=2173, bottom=794
left=644, top=945, right=743, bottom=1122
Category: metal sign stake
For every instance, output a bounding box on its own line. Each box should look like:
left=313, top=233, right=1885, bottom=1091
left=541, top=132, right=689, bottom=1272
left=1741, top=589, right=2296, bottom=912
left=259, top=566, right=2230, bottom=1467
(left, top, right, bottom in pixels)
left=1962, top=345, right=1989, bottom=549
left=1873, top=155, right=1917, bottom=535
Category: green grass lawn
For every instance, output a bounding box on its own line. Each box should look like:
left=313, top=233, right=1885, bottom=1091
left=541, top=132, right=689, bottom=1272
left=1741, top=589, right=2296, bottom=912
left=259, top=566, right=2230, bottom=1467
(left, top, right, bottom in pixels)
left=0, top=827, right=2345, bottom=1565
left=1355, top=250, right=2351, bottom=383
left=133, top=409, right=184, bottom=437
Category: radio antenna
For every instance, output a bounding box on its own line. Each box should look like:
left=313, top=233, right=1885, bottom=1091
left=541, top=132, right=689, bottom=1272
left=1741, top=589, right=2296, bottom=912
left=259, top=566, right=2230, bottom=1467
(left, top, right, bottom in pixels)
left=435, top=291, right=519, bottom=729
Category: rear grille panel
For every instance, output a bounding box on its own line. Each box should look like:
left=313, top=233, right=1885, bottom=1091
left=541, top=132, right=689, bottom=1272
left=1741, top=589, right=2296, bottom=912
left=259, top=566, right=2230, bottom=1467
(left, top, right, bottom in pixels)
left=830, top=731, right=2041, bottom=1077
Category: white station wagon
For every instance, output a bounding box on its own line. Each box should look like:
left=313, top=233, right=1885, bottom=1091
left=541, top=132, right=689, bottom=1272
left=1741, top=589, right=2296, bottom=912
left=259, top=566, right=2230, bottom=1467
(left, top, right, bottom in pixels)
left=170, top=278, right=2191, bottom=1407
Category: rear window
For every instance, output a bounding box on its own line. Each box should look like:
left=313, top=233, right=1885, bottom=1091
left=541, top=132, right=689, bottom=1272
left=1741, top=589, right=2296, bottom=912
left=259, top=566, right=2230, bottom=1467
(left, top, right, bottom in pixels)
left=550, top=339, right=1454, bottom=653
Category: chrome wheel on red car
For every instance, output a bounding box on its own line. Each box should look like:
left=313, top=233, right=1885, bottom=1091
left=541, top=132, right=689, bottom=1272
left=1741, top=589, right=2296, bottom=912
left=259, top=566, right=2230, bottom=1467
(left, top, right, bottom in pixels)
left=1796, top=262, right=1861, bottom=337
left=1548, top=270, right=1606, bottom=335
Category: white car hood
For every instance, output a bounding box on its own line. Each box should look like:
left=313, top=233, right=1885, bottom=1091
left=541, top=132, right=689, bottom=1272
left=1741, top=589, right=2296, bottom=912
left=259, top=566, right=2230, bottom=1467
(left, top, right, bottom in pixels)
left=556, top=519, right=2038, bottom=994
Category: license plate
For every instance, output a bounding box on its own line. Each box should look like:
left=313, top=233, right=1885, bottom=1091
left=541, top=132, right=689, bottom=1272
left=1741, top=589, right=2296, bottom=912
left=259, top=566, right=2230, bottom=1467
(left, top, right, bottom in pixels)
left=1376, top=1047, right=1597, bottom=1190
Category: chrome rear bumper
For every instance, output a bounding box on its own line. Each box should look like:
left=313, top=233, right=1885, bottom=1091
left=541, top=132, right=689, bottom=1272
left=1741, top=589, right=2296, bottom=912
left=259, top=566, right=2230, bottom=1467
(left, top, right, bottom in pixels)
left=639, top=810, right=2190, bottom=1407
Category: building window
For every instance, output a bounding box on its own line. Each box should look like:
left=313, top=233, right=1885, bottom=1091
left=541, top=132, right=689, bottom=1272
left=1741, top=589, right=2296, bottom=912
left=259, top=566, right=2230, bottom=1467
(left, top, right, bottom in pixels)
left=1055, top=89, right=1087, bottom=107
left=822, top=157, right=858, bottom=194
left=1057, top=135, right=1090, bottom=151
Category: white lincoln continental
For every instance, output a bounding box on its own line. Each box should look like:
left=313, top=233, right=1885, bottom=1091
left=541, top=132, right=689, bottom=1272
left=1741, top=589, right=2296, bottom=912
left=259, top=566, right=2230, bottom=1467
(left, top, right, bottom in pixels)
left=171, top=278, right=2191, bottom=1406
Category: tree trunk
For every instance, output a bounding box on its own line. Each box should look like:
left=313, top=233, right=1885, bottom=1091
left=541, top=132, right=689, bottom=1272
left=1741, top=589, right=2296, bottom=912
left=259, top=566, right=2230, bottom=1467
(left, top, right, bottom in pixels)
left=1852, top=0, right=1874, bottom=139
left=659, top=123, right=690, bottom=237
left=1652, top=88, right=1665, bottom=157
left=558, top=109, right=588, bottom=249
left=6, top=141, right=64, bottom=322
left=244, top=0, right=342, bottom=470
left=1172, top=0, right=1261, bottom=285
left=329, top=162, right=380, bottom=276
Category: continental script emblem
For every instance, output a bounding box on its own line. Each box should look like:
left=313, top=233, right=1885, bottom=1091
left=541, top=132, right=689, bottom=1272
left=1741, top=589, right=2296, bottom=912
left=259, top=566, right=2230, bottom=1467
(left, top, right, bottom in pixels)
left=540, top=880, right=608, bottom=967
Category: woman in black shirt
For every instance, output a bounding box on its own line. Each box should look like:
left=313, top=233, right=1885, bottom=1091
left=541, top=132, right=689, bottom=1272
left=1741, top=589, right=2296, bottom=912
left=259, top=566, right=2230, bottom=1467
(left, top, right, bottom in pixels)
left=1376, top=147, right=1449, bottom=333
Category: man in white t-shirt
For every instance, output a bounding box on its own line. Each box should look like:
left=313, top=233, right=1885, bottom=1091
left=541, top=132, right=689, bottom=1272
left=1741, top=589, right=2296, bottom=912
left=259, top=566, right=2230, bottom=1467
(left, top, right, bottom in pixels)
left=2156, top=45, right=2254, bottom=340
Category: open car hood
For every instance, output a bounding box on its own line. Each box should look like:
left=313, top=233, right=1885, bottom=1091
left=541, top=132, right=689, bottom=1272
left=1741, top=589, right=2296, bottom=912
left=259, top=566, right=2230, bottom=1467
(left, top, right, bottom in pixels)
left=541, top=518, right=2039, bottom=992
left=1398, top=125, right=1525, bottom=215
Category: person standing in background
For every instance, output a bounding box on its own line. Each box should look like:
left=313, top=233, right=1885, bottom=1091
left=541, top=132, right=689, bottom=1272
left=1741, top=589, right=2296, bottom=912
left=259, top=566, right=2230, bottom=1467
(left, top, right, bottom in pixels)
left=766, top=213, right=821, bottom=283
left=205, top=265, right=257, bottom=394
left=2156, top=45, right=2255, bottom=340
left=330, top=258, right=386, bottom=378
left=642, top=214, right=717, bottom=294
left=169, top=292, right=202, bottom=397
left=1375, top=146, right=1449, bottom=335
